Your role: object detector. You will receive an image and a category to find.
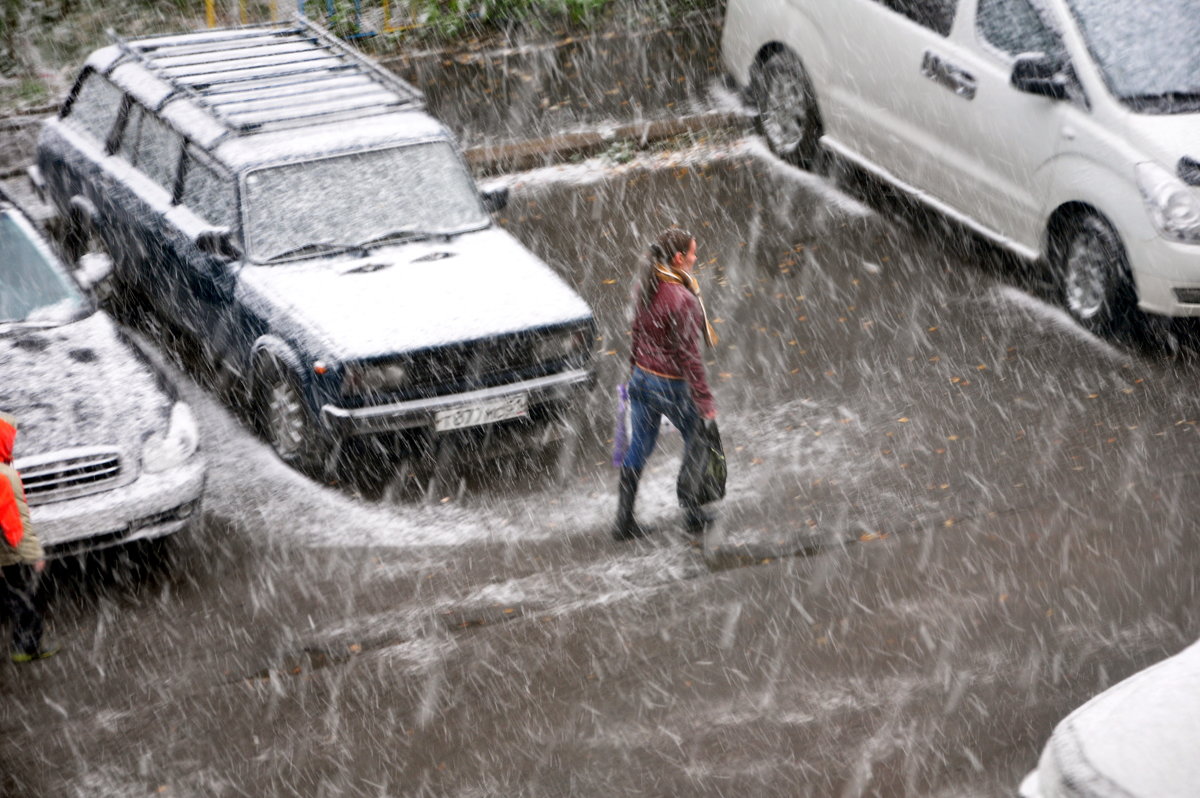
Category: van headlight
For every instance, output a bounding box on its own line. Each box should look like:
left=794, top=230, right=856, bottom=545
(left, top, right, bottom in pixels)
left=143, top=402, right=200, bottom=473
left=1137, top=162, right=1200, bottom=243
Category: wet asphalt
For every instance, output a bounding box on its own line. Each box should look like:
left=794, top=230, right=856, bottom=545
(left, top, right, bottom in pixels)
left=4, top=140, right=1200, bottom=796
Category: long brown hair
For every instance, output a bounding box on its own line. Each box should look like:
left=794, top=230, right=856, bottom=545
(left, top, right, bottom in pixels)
left=634, top=227, right=694, bottom=311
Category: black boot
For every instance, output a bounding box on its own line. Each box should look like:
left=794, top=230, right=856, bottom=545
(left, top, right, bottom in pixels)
left=612, top=467, right=648, bottom=541
left=683, top=503, right=715, bottom=536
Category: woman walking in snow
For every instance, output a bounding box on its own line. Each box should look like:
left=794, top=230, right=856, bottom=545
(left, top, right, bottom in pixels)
left=613, top=227, right=720, bottom=540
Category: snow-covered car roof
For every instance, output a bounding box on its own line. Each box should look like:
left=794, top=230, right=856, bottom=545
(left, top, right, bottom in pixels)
left=83, top=20, right=446, bottom=172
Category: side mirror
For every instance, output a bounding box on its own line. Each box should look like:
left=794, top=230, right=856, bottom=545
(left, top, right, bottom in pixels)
left=481, top=186, right=509, bottom=213
left=1011, top=52, right=1068, bottom=100
left=74, top=252, right=113, bottom=291
left=196, top=227, right=241, bottom=261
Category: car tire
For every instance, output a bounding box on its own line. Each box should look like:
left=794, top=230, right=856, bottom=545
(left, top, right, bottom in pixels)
left=752, top=50, right=823, bottom=170
left=1053, top=213, right=1136, bottom=333
left=258, top=357, right=323, bottom=472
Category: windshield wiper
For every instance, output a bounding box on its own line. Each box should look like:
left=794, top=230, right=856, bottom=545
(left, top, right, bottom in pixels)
left=355, top=229, right=439, bottom=250
left=268, top=239, right=350, bottom=262
left=1121, top=90, right=1200, bottom=111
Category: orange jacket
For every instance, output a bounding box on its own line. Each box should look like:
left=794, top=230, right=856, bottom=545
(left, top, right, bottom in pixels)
left=1, top=412, right=26, bottom=548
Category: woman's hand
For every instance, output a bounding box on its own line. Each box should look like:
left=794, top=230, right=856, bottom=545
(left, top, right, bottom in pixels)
left=703, top=409, right=717, bottom=421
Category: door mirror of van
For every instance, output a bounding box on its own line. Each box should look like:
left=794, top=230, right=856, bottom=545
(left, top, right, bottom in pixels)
left=1011, top=53, right=1068, bottom=100
left=196, top=227, right=241, bottom=261
left=481, top=186, right=509, bottom=213
left=74, top=251, right=113, bottom=291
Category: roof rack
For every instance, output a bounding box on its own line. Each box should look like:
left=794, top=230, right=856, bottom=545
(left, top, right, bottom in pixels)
left=108, top=18, right=424, bottom=135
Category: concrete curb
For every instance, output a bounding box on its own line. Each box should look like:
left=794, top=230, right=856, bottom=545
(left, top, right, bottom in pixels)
left=464, top=110, right=752, bottom=176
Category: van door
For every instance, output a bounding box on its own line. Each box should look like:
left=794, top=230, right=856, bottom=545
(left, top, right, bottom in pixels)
left=913, top=0, right=1072, bottom=252
left=820, top=0, right=960, bottom=191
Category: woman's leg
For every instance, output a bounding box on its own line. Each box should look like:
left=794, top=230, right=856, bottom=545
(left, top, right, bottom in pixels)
left=659, top=382, right=712, bottom=532
left=622, top=370, right=666, bottom=473
left=614, top=369, right=668, bottom=540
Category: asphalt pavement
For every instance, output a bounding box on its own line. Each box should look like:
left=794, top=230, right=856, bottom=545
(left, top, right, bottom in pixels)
left=4, top=140, right=1200, bottom=796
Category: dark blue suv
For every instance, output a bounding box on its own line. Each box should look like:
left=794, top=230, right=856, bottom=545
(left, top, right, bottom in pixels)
left=34, top=20, right=596, bottom=471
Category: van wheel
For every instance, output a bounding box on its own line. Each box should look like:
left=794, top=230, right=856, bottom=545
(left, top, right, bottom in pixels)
left=259, top=358, right=321, bottom=471
left=1053, top=213, right=1136, bottom=333
left=752, top=50, right=822, bottom=169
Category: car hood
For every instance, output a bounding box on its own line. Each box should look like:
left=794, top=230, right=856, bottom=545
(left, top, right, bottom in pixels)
left=239, top=228, right=594, bottom=360
left=1122, top=110, right=1200, bottom=176
left=0, top=312, right=174, bottom=462
left=1050, top=639, right=1200, bottom=796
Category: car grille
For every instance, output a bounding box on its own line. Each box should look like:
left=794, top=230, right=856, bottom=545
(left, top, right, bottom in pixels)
left=412, top=336, right=539, bottom=389
left=17, top=447, right=123, bottom=506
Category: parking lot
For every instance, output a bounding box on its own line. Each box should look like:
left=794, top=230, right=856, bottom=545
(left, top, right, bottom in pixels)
left=2, top=138, right=1199, bottom=796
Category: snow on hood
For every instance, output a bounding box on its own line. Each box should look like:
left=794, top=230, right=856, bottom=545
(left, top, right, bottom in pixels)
left=1055, top=638, right=1200, bottom=796
left=239, top=227, right=594, bottom=361
left=0, top=312, right=174, bottom=460
left=1122, top=110, right=1200, bottom=172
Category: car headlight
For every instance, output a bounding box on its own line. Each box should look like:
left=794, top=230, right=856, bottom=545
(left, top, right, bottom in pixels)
left=342, top=361, right=409, bottom=395
left=1136, top=162, right=1200, bottom=244
left=142, top=402, right=199, bottom=473
left=535, top=328, right=590, bottom=364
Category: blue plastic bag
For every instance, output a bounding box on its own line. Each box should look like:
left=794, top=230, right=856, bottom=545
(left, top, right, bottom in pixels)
left=612, top=382, right=631, bottom=467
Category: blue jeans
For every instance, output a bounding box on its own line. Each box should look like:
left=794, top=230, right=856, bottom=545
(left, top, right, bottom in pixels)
left=622, top=367, right=701, bottom=488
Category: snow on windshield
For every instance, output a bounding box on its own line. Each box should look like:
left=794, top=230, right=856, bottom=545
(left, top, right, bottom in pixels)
left=1068, top=0, right=1200, bottom=105
left=243, top=141, right=488, bottom=262
left=0, top=211, right=87, bottom=325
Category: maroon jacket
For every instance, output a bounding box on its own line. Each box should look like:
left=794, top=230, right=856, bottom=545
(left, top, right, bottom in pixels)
left=631, top=281, right=716, bottom=417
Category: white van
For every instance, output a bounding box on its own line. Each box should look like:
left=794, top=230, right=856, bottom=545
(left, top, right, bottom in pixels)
left=721, top=0, right=1200, bottom=332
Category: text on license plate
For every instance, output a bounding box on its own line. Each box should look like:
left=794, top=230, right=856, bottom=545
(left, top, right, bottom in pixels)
left=434, top=394, right=528, bottom=432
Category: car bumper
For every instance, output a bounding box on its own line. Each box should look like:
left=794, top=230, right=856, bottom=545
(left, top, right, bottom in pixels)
left=32, top=458, right=207, bottom=555
left=321, top=368, right=593, bottom=437
left=1129, top=234, right=1200, bottom=316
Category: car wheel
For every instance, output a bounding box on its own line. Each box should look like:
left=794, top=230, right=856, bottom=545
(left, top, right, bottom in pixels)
left=1054, top=213, right=1136, bottom=333
left=753, top=50, right=822, bottom=169
left=259, top=358, right=321, bottom=471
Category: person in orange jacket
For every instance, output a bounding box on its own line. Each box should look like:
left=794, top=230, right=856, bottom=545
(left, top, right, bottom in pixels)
left=1, top=411, right=56, bottom=663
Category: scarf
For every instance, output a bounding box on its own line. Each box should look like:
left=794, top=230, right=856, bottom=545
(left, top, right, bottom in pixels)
left=655, top=264, right=719, bottom=348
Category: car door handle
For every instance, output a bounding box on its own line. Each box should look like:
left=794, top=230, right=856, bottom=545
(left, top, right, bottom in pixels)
left=921, top=50, right=977, bottom=101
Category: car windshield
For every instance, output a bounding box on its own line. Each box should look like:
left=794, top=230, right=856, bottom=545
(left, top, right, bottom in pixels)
left=0, top=210, right=89, bottom=326
left=1066, top=0, right=1200, bottom=113
left=243, top=141, right=490, bottom=263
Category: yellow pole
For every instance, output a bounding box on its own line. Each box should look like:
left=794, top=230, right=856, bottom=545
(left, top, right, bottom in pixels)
left=269, top=0, right=278, bottom=21
left=206, top=0, right=216, bottom=27
left=239, top=0, right=248, bottom=24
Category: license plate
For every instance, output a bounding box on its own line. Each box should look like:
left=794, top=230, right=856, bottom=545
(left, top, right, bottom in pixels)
left=434, top=394, right=528, bottom=432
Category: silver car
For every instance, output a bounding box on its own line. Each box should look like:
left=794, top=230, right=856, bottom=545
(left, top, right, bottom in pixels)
left=0, top=195, right=205, bottom=554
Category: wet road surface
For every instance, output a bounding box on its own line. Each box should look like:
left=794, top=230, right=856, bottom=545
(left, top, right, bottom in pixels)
left=4, top=141, right=1200, bottom=796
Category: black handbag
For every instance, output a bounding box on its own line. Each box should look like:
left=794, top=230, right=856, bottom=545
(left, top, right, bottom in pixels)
left=682, top=419, right=726, bottom=506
